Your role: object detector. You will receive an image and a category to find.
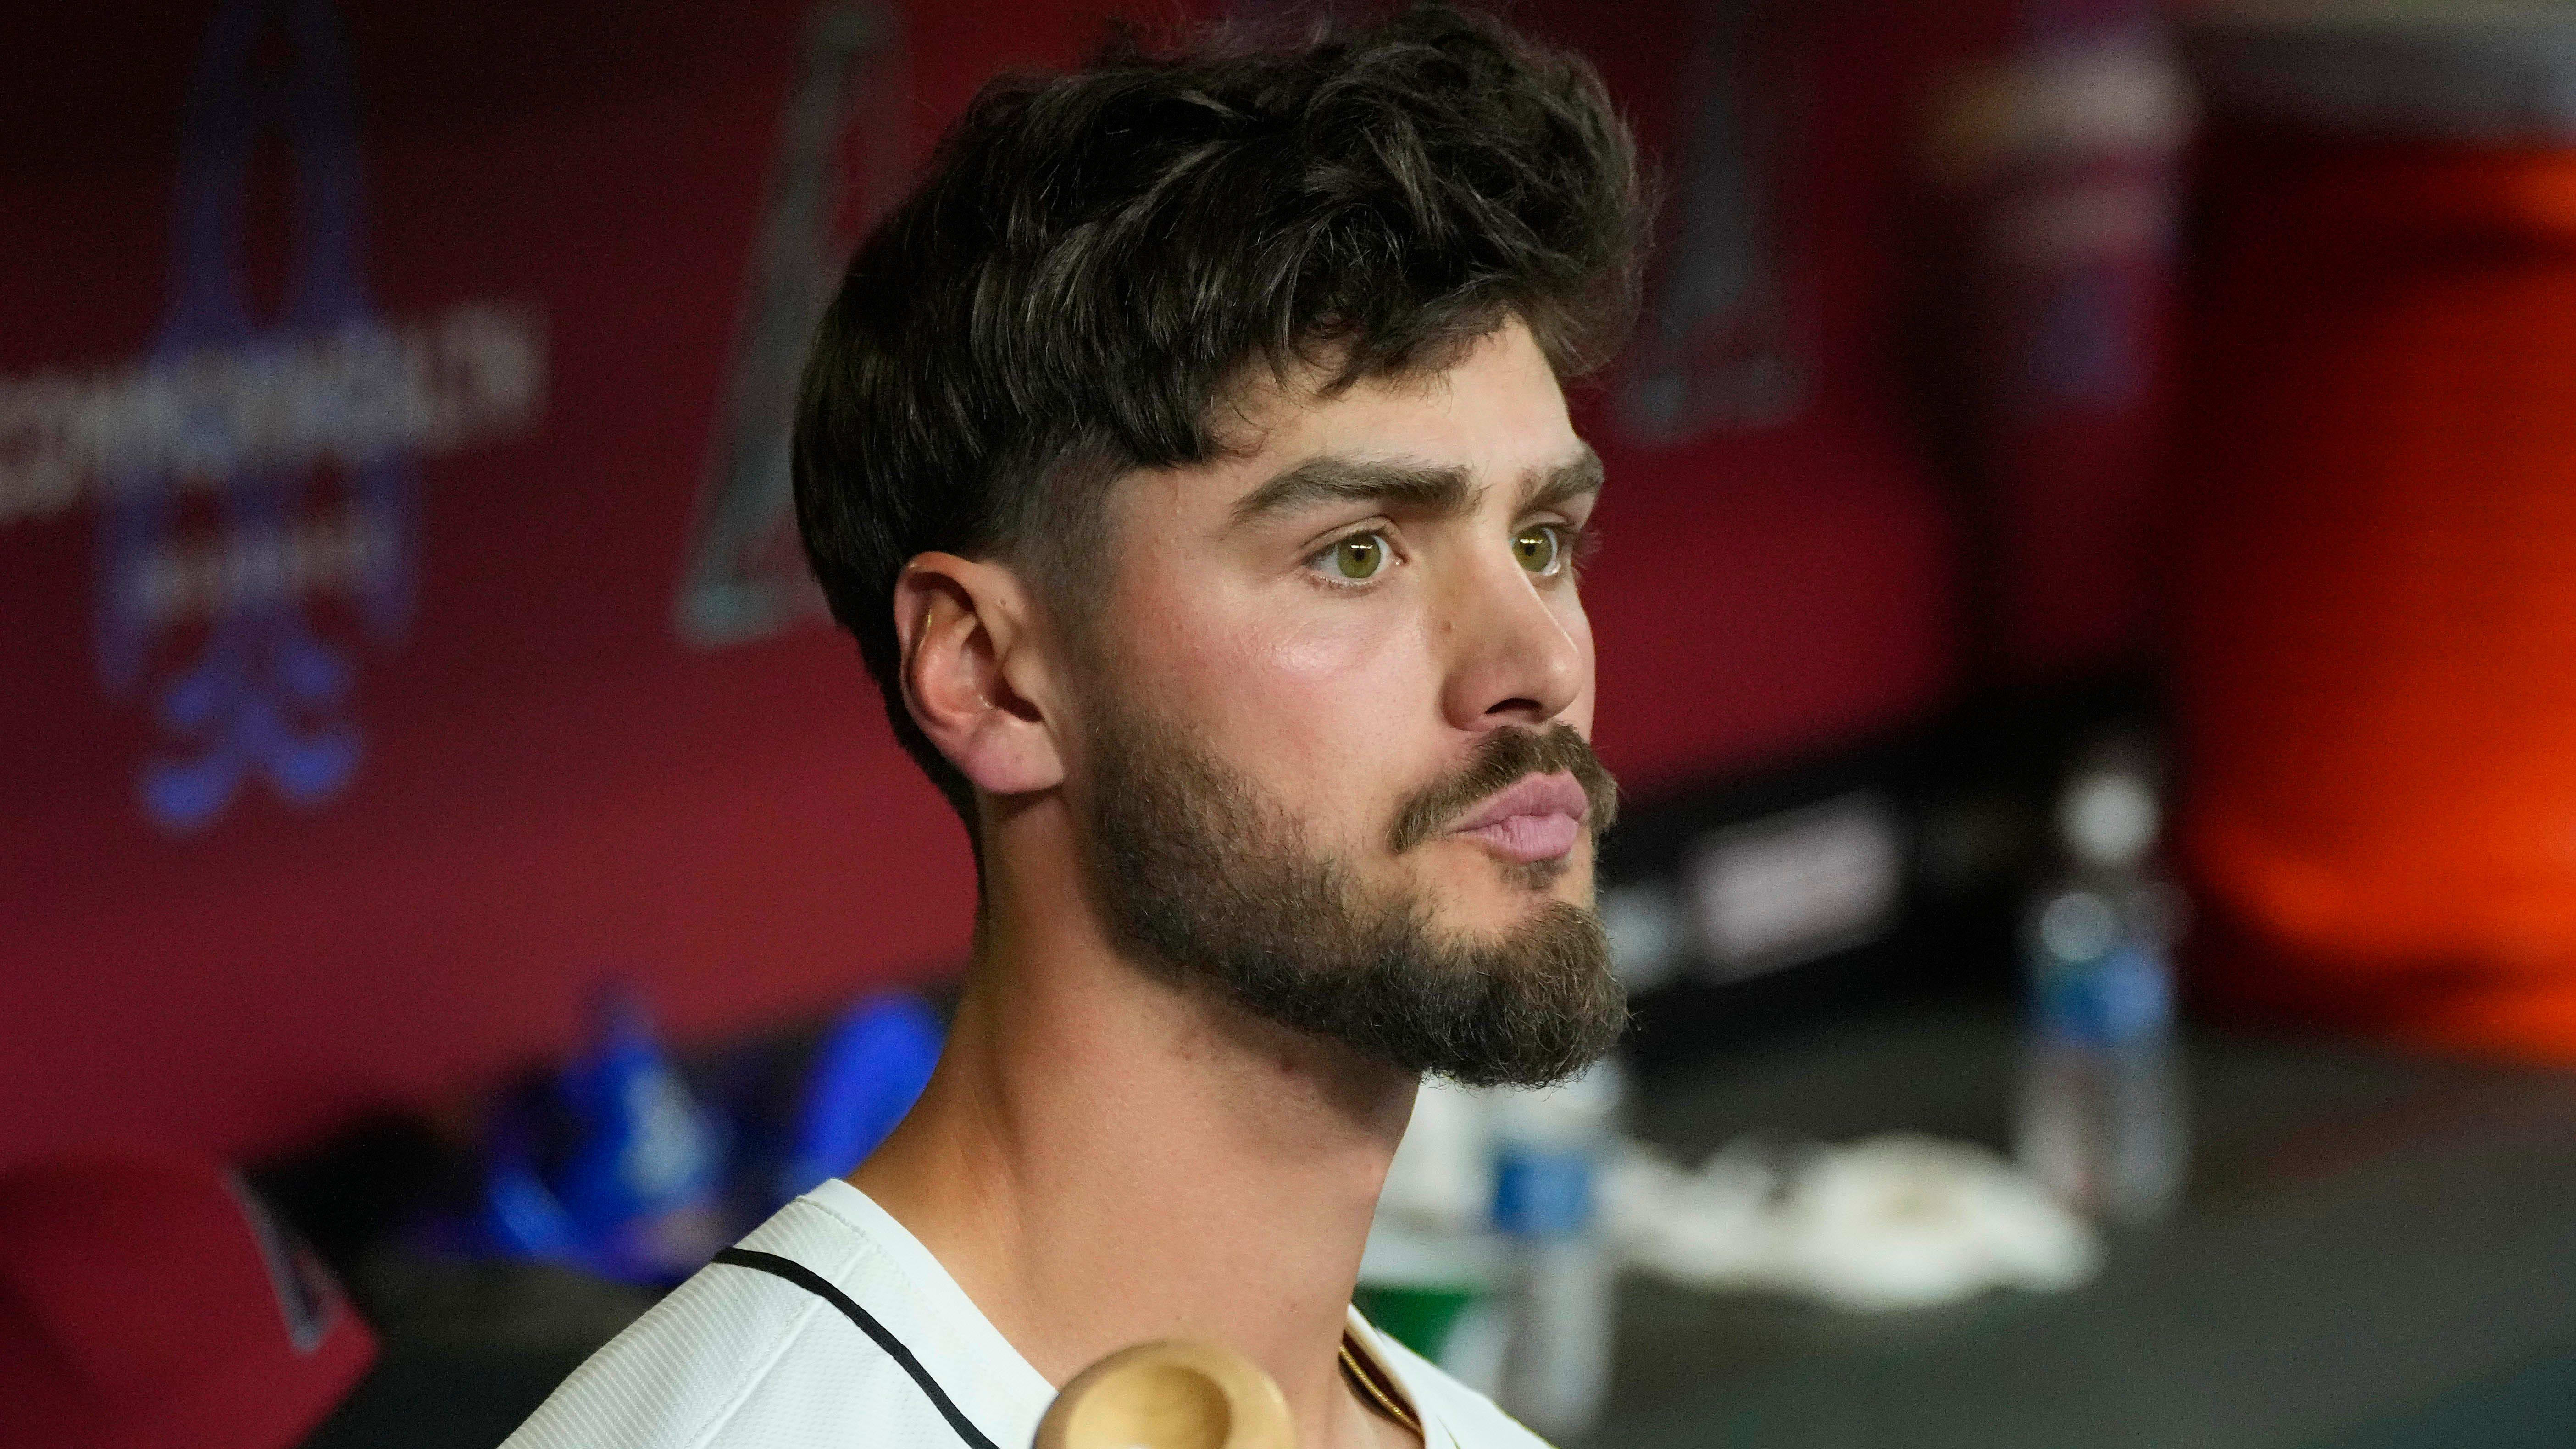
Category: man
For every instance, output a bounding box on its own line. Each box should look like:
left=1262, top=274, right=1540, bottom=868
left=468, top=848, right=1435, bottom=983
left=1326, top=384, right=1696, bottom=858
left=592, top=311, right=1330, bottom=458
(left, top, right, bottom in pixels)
left=507, top=6, right=1644, bottom=1447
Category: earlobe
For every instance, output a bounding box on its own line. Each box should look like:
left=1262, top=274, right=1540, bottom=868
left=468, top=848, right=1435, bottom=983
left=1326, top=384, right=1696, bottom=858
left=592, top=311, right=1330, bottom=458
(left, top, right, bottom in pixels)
left=893, top=554, right=1066, bottom=796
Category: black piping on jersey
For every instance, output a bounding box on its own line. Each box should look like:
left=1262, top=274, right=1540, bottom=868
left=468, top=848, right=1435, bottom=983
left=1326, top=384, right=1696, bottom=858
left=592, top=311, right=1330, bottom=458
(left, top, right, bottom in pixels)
left=710, top=1247, right=1002, bottom=1449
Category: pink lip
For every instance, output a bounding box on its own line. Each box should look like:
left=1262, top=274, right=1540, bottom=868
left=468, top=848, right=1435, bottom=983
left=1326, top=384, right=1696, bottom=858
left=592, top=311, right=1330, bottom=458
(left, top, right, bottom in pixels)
left=1449, top=772, right=1589, bottom=864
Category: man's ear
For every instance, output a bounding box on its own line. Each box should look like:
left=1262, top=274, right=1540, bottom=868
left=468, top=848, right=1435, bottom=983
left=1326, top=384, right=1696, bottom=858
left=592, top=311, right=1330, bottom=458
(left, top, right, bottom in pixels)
left=892, top=553, right=1066, bottom=797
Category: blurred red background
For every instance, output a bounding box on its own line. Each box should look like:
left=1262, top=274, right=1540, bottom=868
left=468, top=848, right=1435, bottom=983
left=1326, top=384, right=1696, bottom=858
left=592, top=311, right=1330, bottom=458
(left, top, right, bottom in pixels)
left=0, top=0, right=2168, bottom=1164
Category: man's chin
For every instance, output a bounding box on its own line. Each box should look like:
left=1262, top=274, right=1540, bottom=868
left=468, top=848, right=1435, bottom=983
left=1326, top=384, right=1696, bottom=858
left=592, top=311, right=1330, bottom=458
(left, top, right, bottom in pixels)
left=1417, top=882, right=1597, bottom=955
left=1416, top=837, right=1594, bottom=909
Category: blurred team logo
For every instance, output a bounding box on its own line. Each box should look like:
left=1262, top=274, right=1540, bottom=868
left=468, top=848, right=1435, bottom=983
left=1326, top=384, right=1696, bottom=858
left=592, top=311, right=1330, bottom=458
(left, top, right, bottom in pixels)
left=675, top=2, right=908, bottom=647
left=1616, top=0, right=1814, bottom=445
left=1916, top=11, right=2188, bottom=411
left=0, top=0, right=544, bottom=833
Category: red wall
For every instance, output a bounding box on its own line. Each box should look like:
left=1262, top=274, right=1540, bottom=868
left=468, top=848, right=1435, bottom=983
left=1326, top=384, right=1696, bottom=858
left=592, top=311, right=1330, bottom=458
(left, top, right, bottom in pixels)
left=3, top=0, right=2149, bottom=1166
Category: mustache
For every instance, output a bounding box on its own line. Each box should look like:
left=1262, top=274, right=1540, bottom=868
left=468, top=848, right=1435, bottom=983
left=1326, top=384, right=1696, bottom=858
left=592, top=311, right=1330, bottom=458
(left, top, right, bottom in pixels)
left=1388, top=723, right=1620, bottom=855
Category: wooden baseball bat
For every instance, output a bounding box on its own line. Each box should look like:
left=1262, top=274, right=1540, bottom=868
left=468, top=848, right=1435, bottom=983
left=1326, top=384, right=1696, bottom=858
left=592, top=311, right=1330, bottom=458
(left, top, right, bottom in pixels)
left=1033, top=1339, right=1295, bottom=1449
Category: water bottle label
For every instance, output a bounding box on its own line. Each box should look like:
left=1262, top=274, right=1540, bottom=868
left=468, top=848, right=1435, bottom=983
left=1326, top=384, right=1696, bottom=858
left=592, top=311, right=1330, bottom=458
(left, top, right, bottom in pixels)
left=2034, top=944, right=2173, bottom=1045
left=1493, top=1149, right=1594, bottom=1237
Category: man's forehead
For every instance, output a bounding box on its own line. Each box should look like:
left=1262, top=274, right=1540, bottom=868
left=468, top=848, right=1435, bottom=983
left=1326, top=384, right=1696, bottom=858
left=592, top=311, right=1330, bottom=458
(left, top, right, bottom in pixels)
left=1214, top=318, right=1568, bottom=447
left=1130, top=320, right=1588, bottom=519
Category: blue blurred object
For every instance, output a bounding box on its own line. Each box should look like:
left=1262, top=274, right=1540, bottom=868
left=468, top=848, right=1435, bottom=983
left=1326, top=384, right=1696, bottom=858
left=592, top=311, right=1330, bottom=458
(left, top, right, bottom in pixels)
left=2031, top=939, right=2172, bottom=1047
left=1491, top=1149, right=1595, bottom=1239
left=466, top=984, right=730, bottom=1284
left=773, top=991, right=943, bottom=1205
left=552, top=986, right=730, bottom=1279
left=472, top=1103, right=589, bottom=1264
left=445, top=984, right=939, bottom=1281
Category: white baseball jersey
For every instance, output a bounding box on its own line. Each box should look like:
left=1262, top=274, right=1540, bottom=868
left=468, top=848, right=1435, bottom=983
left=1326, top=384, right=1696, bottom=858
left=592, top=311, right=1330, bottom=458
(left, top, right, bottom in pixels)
left=502, top=1177, right=1553, bottom=1449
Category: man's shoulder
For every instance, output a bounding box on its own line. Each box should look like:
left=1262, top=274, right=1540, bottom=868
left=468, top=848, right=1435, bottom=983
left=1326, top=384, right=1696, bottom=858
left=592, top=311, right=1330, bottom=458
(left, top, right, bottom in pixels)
left=502, top=1188, right=1038, bottom=1449
left=1361, top=1324, right=1560, bottom=1449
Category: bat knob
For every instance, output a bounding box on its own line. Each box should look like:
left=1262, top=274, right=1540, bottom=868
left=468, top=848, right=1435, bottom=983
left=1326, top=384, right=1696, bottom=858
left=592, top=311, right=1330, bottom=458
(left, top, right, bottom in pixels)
left=1034, top=1338, right=1295, bottom=1449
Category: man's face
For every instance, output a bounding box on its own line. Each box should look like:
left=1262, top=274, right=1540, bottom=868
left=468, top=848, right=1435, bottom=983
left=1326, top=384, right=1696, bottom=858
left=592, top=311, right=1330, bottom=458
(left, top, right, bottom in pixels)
left=1061, top=320, right=1626, bottom=1085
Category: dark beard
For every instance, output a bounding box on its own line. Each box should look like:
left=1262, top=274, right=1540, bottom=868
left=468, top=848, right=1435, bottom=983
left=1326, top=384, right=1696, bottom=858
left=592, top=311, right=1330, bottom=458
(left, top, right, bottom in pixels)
left=1080, top=706, right=1628, bottom=1088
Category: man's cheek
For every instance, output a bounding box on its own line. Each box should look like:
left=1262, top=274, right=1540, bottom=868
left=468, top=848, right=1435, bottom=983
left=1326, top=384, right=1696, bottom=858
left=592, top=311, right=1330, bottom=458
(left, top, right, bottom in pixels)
left=1255, top=609, right=1402, bottom=687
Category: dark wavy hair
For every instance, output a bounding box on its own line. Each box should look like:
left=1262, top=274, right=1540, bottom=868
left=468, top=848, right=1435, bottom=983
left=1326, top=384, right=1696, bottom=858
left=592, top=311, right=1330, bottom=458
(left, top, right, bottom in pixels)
left=794, top=3, right=1647, bottom=828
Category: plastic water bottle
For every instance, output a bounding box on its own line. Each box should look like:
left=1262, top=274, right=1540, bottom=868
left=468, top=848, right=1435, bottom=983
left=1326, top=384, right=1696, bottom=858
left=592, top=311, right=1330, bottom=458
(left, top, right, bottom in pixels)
left=1488, top=1058, right=1624, bottom=1439
left=2016, top=742, right=2188, bottom=1224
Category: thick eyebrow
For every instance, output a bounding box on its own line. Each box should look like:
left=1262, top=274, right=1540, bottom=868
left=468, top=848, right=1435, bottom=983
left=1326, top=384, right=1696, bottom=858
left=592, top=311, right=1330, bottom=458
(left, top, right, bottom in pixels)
left=1521, top=444, right=1605, bottom=514
left=1227, top=455, right=1474, bottom=528
left=1227, top=444, right=1604, bottom=530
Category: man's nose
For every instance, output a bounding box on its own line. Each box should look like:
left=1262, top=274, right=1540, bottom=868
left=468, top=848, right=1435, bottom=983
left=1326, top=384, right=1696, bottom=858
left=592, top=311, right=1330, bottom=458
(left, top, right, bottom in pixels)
left=1436, top=547, right=1588, bottom=733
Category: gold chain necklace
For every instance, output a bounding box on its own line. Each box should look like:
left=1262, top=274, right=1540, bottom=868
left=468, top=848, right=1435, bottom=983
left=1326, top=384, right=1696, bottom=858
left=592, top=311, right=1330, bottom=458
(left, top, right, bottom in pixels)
left=1339, top=1333, right=1423, bottom=1438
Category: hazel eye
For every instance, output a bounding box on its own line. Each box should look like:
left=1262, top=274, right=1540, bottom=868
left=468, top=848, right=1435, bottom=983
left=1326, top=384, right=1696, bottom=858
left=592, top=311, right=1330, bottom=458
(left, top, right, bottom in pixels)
left=1512, top=524, right=1564, bottom=575
left=1326, top=533, right=1389, bottom=580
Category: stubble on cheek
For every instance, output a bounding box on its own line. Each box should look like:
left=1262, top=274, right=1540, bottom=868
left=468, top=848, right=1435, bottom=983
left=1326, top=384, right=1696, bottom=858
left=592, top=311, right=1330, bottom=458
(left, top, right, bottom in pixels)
left=1077, top=697, right=1628, bottom=1088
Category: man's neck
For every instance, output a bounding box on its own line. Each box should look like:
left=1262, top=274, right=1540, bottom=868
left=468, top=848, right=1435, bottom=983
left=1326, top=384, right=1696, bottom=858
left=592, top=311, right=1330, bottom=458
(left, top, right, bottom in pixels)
left=851, top=880, right=1418, bottom=1449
